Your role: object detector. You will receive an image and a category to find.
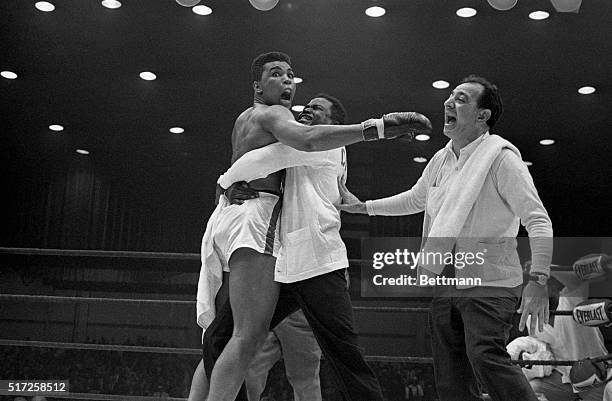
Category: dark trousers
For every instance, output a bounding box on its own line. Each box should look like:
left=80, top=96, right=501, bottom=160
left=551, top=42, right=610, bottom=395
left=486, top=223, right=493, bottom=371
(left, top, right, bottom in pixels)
left=429, top=285, right=539, bottom=401
left=202, top=269, right=384, bottom=401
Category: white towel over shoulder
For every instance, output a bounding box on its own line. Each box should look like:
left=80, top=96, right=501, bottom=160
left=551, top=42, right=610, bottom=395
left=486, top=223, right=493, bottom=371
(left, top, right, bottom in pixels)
left=196, top=195, right=228, bottom=330
left=422, top=135, right=521, bottom=270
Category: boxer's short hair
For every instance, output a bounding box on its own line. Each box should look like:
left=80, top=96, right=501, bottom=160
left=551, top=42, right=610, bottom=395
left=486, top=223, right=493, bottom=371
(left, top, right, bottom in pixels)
left=251, top=52, right=292, bottom=82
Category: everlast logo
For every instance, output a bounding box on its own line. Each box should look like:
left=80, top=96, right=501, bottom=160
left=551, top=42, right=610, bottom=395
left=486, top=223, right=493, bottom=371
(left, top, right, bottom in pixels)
left=575, top=258, right=601, bottom=280
left=574, top=304, right=605, bottom=325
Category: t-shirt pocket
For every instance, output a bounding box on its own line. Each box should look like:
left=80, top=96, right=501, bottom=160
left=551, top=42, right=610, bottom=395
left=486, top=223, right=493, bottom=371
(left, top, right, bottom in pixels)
left=285, top=227, right=317, bottom=274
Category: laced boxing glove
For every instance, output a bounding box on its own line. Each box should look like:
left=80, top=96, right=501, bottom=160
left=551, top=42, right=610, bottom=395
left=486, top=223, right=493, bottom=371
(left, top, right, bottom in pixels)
left=572, top=299, right=612, bottom=327
left=570, top=358, right=612, bottom=392
left=361, top=112, right=432, bottom=142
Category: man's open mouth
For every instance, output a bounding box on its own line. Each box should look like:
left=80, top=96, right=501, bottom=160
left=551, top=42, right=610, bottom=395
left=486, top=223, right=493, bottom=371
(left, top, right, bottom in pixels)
left=281, top=89, right=292, bottom=101
left=298, top=112, right=313, bottom=122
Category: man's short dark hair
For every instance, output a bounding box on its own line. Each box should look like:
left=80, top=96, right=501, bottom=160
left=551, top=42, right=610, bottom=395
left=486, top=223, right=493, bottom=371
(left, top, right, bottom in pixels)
left=313, top=93, right=348, bottom=125
left=459, top=75, right=503, bottom=128
left=251, top=51, right=291, bottom=82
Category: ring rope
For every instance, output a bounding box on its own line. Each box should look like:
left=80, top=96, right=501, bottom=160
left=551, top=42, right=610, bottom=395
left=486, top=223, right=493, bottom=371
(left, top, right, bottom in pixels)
left=0, top=294, right=574, bottom=316
left=0, top=247, right=587, bottom=272
left=0, top=339, right=201, bottom=355
left=0, top=247, right=367, bottom=264
left=7, top=339, right=606, bottom=367
left=0, top=339, right=433, bottom=364
left=353, top=306, right=431, bottom=313
left=0, top=294, right=194, bottom=306
left=0, top=247, right=368, bottom=266
left=512, top=359, right=575, bottom=366
left=364, top=355, right=433, bottom=364
left=0, top=246, right=200, bottom=260
left=6, top=338, right=609, bottom=370
left=512, top=353, right=612, bottom=366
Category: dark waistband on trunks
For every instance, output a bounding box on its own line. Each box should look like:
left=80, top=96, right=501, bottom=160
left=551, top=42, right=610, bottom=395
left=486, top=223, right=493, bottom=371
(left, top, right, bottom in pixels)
left=250, top=170, right=285, bottom=198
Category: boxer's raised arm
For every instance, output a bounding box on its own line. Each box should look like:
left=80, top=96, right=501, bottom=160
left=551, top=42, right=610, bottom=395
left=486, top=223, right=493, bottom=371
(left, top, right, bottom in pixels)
left=259, top=105, right=432, bottom=152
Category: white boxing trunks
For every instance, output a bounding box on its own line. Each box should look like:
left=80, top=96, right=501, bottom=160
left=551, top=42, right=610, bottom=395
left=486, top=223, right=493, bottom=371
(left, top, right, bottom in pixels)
left=213, top=192, right=282, bottom=271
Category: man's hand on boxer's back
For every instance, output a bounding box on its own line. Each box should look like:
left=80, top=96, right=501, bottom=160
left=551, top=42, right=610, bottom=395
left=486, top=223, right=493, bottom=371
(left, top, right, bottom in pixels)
left=224, top=181, right=259, bottom=205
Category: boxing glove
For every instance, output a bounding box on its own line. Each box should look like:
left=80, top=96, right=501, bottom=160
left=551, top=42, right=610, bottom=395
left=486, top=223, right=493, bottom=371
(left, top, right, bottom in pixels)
left=361, top=112, right=432, bottom=141
left=572, top=299, right=612, bottom=327
left=570, top=358, right=611, bottom=392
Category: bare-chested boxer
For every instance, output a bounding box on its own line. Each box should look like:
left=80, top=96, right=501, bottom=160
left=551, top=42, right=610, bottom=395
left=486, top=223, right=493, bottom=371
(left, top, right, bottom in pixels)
left=201, top=51, right=431, bottom=401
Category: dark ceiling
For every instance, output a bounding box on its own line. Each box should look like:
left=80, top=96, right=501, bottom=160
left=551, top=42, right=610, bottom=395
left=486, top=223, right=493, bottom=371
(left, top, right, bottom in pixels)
left=1, top=0, right=611, bottom=243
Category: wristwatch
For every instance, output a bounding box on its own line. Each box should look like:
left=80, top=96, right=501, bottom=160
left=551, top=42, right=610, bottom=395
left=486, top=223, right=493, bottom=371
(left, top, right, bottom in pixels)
left=528, top=273, right=549, bottom=286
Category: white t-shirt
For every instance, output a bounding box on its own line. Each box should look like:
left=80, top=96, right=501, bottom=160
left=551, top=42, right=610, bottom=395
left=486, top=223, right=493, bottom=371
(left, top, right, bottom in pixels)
left=219, top=142, right=349, bottom=282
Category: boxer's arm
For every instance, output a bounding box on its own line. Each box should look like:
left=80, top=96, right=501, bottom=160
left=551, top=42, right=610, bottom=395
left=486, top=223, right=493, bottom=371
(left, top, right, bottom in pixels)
left=261, top=106, right=363, bottom=151
left=259, top=106, right=431, bottom=152
left=218, top=142, right=334, bottom=189
left=494, top=150, right=553, bottom=276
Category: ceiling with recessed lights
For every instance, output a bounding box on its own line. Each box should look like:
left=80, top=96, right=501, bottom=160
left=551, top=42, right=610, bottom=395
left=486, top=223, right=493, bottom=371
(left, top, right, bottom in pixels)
left=1, top=0, right=611, bottom=248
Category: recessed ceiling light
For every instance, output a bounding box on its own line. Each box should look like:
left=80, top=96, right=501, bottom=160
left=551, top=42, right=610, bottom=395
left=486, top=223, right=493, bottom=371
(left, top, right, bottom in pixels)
left=294, top=77, right=303, bottom=84
left=550, top=0, right=582, bottom=13
left=139, top=71, right=157, bottom=81
left=35, top=1, right=55, bottom=12
left=101, top=0, right=122, bottom=9
left=456, top=7, right=477, bottom=18
left=432, top=80, right=449, bottom=89
left=529, top=10, right=549, bottom=20
left=365, top=6, right=386, bottom=17
left=1, top=71, right=18, bottom=79
left=487, top=0, right=518, bottom=11
left=76, top=149, right=90, bottom=155
left=524, top=161, right=533, bottom=166
left=169, top=127, right=185, bottom=134
left=176, top=0, right=200, bottom=6
left=291, top=105, right=304, bottom=112
left=248, top=0, right=279, bottom=10
left=415, top=134, right=430, bottom=141
left=192, top=5, right=213, bottom=15
left=49, top=124, right=64, bottom=131
left=539, top=139, right=555, bottom=146
left=578, top=86, right=596, bottom=95
left=413, top=157, right=428, bottom=163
